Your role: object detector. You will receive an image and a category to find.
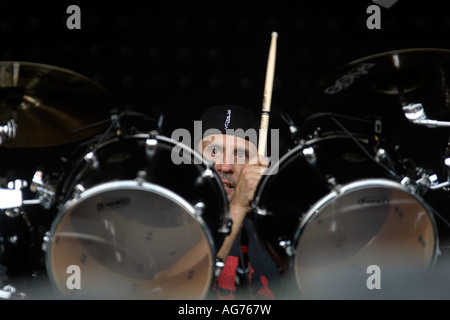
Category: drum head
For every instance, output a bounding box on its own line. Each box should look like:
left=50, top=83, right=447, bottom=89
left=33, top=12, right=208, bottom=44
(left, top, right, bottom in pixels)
left=294, top=179, right=438, bottom=297
left=46, top=181, right=214, bottom=299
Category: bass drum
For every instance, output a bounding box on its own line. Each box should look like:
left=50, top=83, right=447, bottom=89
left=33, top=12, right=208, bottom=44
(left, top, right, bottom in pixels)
left=252, top=132, right=438, bottom=298
left=45, top=133, right=230, bottom=299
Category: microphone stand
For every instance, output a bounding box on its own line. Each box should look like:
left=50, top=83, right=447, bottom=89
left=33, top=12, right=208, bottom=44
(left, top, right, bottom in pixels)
left=235, top=226, right=251, bottom=299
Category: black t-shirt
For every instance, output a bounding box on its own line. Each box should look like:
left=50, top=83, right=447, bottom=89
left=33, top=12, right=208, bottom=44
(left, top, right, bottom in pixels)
left=209, top=218, right=282, bottom=300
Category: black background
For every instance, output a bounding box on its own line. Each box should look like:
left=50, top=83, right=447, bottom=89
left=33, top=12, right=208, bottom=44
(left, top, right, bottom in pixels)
left=1, top=0, right=450, bottom=299
left=2, top=0, right=450, bottom=132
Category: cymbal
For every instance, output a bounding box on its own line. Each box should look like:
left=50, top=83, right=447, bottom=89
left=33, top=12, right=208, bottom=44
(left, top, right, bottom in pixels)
left=0, top=61, right=117, bottom=148
left=309, top=48, right=450, bottom=126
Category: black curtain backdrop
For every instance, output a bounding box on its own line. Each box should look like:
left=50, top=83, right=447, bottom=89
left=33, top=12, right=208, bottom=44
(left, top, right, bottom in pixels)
left=2, top=0, right=450, bottom=133
left=1, top=0, right=450, bottom=301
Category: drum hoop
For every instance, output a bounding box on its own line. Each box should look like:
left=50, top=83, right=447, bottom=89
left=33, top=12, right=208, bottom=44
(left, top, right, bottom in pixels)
left=99, top=133, right=228, bottom=212
left=60, top=132, right=230, bottom=236
left=294, top=178, right=440, bottom=268
left=45, top=180, right=217, bottom=299
left=254, top=133, right=371, bottom=207
left=92, top=133, right=212, bottom=168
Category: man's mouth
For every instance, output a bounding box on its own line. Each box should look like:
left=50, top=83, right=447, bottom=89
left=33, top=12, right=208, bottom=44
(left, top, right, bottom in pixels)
left=222, top=180, right=234, bottom=193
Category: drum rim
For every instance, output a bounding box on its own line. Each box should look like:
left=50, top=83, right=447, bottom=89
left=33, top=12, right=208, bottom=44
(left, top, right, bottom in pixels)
left=59, top=132, right=231, bottom=238
left=253, top=132, right=371, bottom=208
left=293, top=178, right=440, bottom=269
left=45, top=179, right=216, bottom=299
left=94, top=133, right=208, bottom=163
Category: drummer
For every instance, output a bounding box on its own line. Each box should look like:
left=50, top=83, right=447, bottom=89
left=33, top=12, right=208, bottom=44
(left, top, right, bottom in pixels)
left=194, top=104, right=281, bottom=300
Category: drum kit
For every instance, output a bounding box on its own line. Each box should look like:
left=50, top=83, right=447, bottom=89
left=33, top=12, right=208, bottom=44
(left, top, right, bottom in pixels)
left=0, top=48, right=449, bottom=300
left=253, top=47, right=450, bottom=298
left=0, top=61, right=231, bottom=299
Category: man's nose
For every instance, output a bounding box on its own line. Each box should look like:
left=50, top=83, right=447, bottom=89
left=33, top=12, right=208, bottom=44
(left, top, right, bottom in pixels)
left=215, top=162, right=234, bottom=173
left=215, top=153, right=234, bottom=173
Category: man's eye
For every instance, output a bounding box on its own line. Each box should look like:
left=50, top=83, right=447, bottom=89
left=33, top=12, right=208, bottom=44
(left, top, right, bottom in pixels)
left=236, top=151, right=246, bottom=159
left=209, top=147, right=221, bottom=157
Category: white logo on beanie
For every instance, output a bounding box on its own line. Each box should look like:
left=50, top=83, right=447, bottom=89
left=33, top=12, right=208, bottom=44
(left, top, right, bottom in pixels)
left=224, top=109, right=231, bottom=129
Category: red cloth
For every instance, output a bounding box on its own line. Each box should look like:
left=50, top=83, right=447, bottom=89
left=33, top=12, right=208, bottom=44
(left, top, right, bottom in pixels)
left=212, top=255, right=274, bottom=300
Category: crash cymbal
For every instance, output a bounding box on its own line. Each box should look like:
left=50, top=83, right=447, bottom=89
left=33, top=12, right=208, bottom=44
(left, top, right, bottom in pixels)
left=0, top=61, right=117, bottom=148
left=309, top=48, right=450, bottom=126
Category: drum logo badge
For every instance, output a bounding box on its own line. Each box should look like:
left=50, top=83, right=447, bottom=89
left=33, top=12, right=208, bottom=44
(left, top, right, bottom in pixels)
left=96, top=196, right=131, bottom=212
left=357, top=196, right=390, bottom=208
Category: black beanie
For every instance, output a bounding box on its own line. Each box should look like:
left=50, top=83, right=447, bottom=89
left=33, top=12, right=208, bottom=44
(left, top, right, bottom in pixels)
left=195, top=104, right=260, bottom=147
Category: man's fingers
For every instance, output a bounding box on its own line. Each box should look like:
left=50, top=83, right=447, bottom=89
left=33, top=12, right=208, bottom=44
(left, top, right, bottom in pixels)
left=258, top=155, right=270, bottom=167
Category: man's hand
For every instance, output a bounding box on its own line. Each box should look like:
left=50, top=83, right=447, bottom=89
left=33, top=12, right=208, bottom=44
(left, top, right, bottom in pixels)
left=229, top=155, right=269, bottom=223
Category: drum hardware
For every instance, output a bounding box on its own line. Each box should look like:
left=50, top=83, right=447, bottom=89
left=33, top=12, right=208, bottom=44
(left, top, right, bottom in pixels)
left=402, top=103, right=450, bottom=128
left=280, top=112, right=301, bottom=146
left=0, top=178, right=46, bottom=211
left=72, top=184, right=86, bottom=199
left=195, top=168, right=217, bottom=189
left=326, top=176, right=342, bottom=194
left=200, top=168, right=214, bottom=179
left=374, top=118, right=382, bottom=135
left=414, top=172, right=439, bottom=191
left=145, top=134, right=158, bottom=161
left=0, top=262, right=25, bottom=299
left=193, top=202, right=206, bottom=216
left=429, top=179, right=450, bottom=191
left=413, top=157, right=450, bottom=192
left=0, top=173, right=56, bottom=217
left=0, top=185, right=25, bottom=212
left=41, top=231, right=50, bottom=253
left=278, top=240, right=294, bottom=257
left=235, top=227, right=251, bottom=297
left=217, top=220, right=233, bottom=235
left=29, top=171, right=57, bottom=210
left=135, top=170, right=148, bottom=186
left=395, top=164, right=446, bottom=195
left=399, top=176, right=419, bottom=194
left=0, top=119, right=16, bottom=146
left=146, top=136, right=158, bottom=148
left=253, top=207, right=268, bottom=216
left=83, top=151, right=98, bottom=169
left=427, top=173, right=440, bottom=187
left=374, top=147, right=386, bottom=162
left=302, top=147, right=316, bottom=164
left=214, top=258, right=225, bottom=278
left=0, top=284, right=26, bottom=299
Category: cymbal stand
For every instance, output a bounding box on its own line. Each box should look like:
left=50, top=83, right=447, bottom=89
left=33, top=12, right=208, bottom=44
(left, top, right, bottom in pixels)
left=391, top=81, right=449, bottom=192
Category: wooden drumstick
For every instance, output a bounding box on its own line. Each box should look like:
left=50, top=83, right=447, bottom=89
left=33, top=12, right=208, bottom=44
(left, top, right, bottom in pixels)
left=258, top=31, right=278, bottom=157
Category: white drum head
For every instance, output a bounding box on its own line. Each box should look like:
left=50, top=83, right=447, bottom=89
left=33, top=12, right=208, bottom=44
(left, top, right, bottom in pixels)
left=294, top=179, right=437, bottom=297
left=46, top=181, right=214, bottom=299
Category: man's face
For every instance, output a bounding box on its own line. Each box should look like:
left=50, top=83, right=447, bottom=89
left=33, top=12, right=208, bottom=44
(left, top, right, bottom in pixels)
left=197, top=134, right=258, bottom=202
